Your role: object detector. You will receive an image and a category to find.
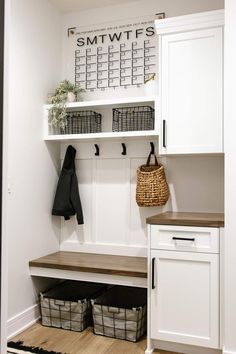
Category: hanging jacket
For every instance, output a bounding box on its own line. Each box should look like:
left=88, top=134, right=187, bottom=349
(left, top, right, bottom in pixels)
left=52, top=145, right=84, bottom=224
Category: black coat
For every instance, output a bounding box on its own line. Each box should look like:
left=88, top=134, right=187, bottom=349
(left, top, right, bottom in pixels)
left=52, top=145, right=84, bottom=224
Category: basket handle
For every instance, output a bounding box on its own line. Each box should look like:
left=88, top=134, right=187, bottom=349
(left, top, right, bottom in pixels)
left=146, top=152, right=159, bottom=166
left=54, top=300, right=65, bottom=306
left=108, top=306, right=120, bottom=314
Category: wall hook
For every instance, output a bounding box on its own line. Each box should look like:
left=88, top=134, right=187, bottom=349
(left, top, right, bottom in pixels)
left=150, top=142, right=155, bottom=155
left=94, top=144, right=99, bottom=156
left=121, top=143, right=127, bottom=156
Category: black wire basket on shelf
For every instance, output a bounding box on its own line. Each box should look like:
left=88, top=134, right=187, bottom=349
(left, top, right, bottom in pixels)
left=49, top=110, right=102, bottom=135
left=112, top=106, right=154, bottom=132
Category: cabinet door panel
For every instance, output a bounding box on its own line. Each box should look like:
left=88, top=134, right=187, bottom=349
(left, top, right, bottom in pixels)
left=151, top=250, right=219, bottom=348
left=160, top=27, right=222, bottom=154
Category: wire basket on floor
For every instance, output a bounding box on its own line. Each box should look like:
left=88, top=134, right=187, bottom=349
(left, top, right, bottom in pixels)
left=49, top=110, right=102, bottom=135
left=92, top=285, right=147, bottom=342
left=112, top=106, right=154, bottom=132
left=40, top=280, right=107, bottom=332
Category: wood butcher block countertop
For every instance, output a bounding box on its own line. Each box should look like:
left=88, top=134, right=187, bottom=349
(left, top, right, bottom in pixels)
left=146, top=212, right=224, bottom=228
left=29, top=251, right=147, bottom=278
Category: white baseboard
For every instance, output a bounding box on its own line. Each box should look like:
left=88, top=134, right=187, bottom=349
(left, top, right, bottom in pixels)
left=152, top=339, right=222, bottom=354
left=145, top=349, right=154, bottom=354
left=223, top=349, right=236, bottom=354
left=7, top=304, right=40, bottom=339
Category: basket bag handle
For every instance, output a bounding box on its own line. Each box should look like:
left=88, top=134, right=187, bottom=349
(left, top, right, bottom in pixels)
left=146, top=152, right=159, bottom=166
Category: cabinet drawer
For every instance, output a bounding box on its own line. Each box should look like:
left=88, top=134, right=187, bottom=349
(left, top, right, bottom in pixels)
left=150, top=225, right=219, bottom=253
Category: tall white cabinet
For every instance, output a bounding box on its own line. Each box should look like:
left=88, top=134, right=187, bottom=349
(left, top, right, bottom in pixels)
left=156, top=10, right=224, bottom=155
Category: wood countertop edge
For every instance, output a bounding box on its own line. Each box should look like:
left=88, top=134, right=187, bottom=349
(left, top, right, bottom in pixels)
left=146, top=212, right=224, bottom=228
left=146, top=219, right=224, bottom=227
left=29, top=262, right=147, bottom=278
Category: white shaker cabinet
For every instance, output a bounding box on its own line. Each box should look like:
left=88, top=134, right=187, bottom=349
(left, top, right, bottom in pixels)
left=150, top=249, right=219, bottom=348
left=156, top=10, right=224, bottom=154
left=146, top=212, right=224, bottom=353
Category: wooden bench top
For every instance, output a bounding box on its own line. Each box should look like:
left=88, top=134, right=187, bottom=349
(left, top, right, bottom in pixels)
left=29, top=251, right=147, bottom=279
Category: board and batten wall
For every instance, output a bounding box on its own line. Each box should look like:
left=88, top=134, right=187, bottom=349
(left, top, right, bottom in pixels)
left=60, top=142, right=224, bottom=256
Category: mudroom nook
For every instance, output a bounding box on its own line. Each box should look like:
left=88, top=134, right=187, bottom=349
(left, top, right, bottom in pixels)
left=3, top=0, right=236, bottom=353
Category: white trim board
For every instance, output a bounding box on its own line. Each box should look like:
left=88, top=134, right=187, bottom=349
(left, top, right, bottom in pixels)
left=155, top=9, right=224, bottom=34
left=7, top=304, right=40, bottom=340
left=151, top=339, right=222, bottom=354
left=29, top=266, right=147, bottom=288
left=223, top=350, right=236, bottom=354
left=60, top=241, right=147, bottom=257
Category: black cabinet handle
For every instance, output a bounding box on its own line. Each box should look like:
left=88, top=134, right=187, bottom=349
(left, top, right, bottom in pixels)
left=152, top=257, right=155, bottom=289
left=172, top=237, right=195, bottom=242
left=163, top=120, right=166, bottom=148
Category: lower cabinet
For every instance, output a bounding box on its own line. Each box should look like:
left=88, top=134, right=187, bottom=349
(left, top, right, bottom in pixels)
left=150, top=227, right=220, bottom=349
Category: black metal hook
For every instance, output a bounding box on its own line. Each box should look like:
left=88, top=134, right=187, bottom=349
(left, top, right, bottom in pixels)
left=94, top=144, right=99, bottom=156
left=121, top=143, right=127, bottom=155
left=150, top=142, right=155, bottom=155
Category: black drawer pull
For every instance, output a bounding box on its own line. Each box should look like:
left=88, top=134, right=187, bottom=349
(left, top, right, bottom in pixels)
left=152, top=257, right=155, bottom=289
left=172, top=237, right=195, bottom=242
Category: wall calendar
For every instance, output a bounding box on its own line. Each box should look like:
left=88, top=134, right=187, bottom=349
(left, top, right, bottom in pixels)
left=69, top=16, right=157, bottom=92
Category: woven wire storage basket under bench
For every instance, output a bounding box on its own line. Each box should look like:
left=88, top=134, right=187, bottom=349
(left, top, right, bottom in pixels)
left=112, top=106, right=154, bottom=132
left=40, top=280, right=107, bottom=332
left=92, top=285, right=147, bottom=342
left=49, top=110, right=102, bottom=135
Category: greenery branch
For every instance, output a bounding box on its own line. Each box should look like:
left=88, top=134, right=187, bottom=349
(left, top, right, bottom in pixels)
left=48, top=80, right=84, bottom=130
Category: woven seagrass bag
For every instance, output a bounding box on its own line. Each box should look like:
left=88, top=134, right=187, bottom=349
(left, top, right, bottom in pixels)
left=136, top=153, right=169, bottom=207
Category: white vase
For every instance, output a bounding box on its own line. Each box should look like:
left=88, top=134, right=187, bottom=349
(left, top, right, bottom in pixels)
left=67, top=92, right=76, bottom=102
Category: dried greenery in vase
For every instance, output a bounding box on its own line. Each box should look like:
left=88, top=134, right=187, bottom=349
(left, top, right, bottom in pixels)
left=48, top=80, right=84, bottom=130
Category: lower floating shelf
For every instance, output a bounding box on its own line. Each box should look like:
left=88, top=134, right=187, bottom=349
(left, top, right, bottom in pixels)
left=44, top=130, right=158, bottom=141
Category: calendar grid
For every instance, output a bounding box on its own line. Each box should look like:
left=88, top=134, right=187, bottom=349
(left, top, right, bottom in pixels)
left=74, top=27, right=156, bottom=91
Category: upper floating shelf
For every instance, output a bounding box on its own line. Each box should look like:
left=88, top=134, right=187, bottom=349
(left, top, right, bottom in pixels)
left=45, top=95, right=158, bottom=110
left=44, top=95, right=158, bottom=142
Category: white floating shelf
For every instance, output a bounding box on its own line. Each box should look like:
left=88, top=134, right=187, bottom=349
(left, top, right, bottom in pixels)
left=44, top=130, right=158, bottom=142
left=44, top=96, right=158, bottom=141
left=45, top=95, right=157, bottom=110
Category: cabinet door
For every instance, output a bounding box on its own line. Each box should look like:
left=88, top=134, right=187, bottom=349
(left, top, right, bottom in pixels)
left=160, top=27, right=223, bottom=154
left=150, top=250, right=219, bottom=348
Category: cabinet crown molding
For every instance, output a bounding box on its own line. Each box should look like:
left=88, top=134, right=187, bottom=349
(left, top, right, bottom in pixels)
left=155, top=9, right=224, bottom=34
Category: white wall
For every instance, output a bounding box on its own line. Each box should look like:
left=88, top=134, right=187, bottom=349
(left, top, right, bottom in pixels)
left=61, top=0, right=224, bottom=29
left=5, top=0, right=62, bottom=330
left=61, top=0, right=224, bottom=97
left=224, top=1, right=236, bottom=353
left=1, top=1, right=11, bottom=350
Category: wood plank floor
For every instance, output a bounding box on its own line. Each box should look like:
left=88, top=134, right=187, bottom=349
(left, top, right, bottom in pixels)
left=11, top=323, right=178, bottom=354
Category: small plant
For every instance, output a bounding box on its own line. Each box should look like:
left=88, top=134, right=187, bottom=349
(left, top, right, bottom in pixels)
left=48, top=80, right=84, bottom=130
